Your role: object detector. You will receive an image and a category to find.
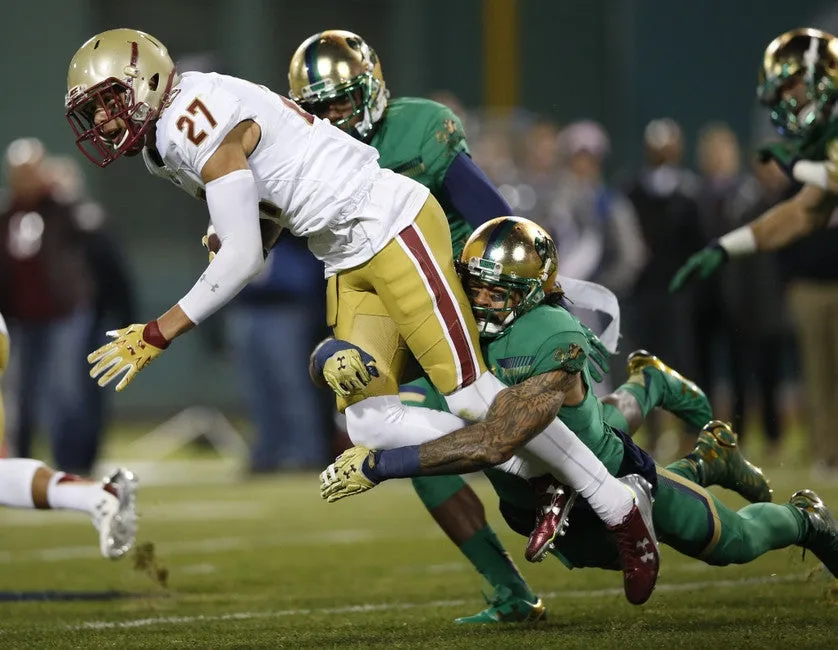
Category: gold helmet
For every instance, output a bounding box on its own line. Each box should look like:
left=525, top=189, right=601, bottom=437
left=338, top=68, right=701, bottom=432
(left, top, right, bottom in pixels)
left=65, top=28, right=178, bottom=167
left=757, top=28, right=838, bottom=138
left=458, top=217, right=559, bottom=338
left=288, top=29, right=387, bottom=140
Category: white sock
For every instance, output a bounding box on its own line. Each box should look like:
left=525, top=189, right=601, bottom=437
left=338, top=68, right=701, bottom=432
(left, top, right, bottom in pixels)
left=443, top=371, right=502, bottom=420
left=46, top=472, right=109, bottom=514
left=0, top=458, right=45, bottom=508
left=523, top=420, right=633, bottom=526
left=445, top=372, right=634, bottom=525
left=345, top=395, right=468, bottom=449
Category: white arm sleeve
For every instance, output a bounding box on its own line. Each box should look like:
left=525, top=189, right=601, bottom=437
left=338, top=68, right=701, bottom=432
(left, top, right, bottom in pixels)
left=178, top=170, right=265, bottom=324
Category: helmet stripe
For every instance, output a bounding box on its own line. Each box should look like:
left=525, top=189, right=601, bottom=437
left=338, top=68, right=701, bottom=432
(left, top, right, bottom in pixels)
left=304, top=35, right=321, bottom=85
left=483, top=219, right=516, bottom=261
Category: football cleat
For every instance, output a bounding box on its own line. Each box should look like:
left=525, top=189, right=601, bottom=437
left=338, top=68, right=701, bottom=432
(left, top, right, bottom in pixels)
left=525, top=476, right=576, bottom=563
left=454, top=586, right=547, bottom=624
left=607, top=474, right=660, bottom=605
left=790, top=489, right=838, bottom=578
left=690, top=421, right=772, bottom=503
left=94, top=468, right=138, bottom=560
left=627, top=349, right=712, bottom=429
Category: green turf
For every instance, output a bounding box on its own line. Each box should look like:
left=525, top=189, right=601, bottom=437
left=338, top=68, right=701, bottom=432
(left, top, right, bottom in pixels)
left=0, top=448, right=836, bottom=648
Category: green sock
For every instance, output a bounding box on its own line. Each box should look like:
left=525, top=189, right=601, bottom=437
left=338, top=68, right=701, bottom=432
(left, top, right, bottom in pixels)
left=666, top=457, right=702, bottom=484
left=706, top=502, right=808, bottom=565
left=411, top=476, right=534, bottom=602
left=459, top=526, right=535, bottom=601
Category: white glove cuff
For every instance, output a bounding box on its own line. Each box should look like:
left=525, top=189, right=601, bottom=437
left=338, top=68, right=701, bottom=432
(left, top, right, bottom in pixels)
left=791, top=160, right=830, bottom=190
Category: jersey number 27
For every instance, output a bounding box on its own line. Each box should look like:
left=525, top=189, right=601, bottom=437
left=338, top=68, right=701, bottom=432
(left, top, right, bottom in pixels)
left=176, top=99, right=217, bottom=145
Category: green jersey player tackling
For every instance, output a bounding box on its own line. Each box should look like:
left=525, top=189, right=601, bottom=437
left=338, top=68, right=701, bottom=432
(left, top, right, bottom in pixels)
left=288, top=29, right=549, bottom=624
left=671, top=28, right=838, bottom=289
left=321, top=217, right=838, bottom=592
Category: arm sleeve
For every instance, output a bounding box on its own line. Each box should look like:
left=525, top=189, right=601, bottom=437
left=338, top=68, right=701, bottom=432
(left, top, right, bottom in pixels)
left=420, top=105, right=470, bottom=194
left=441, top=152, right=513, bottom=227
left=177, top=170, right=265, bottom=324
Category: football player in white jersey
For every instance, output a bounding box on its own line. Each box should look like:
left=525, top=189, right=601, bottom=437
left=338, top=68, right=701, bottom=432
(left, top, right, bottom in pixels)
left=0, top=311, right=136, bottom=559
left=64, top=29, right=658, bottom=601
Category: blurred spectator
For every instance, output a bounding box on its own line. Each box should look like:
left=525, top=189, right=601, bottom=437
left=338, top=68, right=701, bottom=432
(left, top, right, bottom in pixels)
left=0, top=138, right=95, bottom=472
left=777, top=185, right=838, bottom=474
left=620, top=119, right=704, bottom=448
left=45, top=155, right=137, bottom=473
left=549, top=121, right=645, bottom=297
left=227, top=236, right=330, bottom=473
left=470, top=127, right=519, bottom=189
left=692, top=123, right=747, bottom=431
left=724, top=158, right=795, bottom=454
left=514, top=119, right=562, bottom=224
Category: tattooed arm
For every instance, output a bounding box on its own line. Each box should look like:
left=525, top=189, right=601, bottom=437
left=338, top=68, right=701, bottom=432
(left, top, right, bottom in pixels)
left=320, top=368, right=584, bottom=502
left=414, top=369, right=580, bottom=476
left=750, top=184, right=838, bottom=252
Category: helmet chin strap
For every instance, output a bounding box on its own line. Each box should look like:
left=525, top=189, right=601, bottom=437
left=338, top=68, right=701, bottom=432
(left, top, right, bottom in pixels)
left=353, top=106, right=374, bottom=140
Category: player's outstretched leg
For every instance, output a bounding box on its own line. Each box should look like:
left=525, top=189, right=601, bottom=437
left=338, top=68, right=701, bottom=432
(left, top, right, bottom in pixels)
left=0, top=459, right=137, bottom=559
left=668, top=421, right=772, bottom=503
left=789, top=489, right=838, bottom=577
left=624, top=349, right=712, bottom=429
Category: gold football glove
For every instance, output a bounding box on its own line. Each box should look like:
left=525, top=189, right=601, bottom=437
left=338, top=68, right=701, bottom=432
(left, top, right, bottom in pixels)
left=320, top=445, right=379, bottom=503
left=88, top=323, right=168, bottom=392
left=311, top=338, right=379, bottom=398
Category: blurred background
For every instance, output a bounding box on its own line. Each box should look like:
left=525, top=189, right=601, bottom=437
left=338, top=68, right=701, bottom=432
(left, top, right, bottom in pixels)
left=1, top=0, right=837, bottom=476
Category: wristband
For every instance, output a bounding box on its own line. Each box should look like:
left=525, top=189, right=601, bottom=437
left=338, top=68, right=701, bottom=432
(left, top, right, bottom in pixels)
left=142, top=320, right=171, bottom=349
left=717, top=226, right=757, bottom=258
left=365, top=446, right=422, bottom=482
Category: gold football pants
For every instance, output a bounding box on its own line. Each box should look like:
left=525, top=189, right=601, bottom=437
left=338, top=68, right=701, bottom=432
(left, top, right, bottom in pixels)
left=328, top=195, right=486, bottom=410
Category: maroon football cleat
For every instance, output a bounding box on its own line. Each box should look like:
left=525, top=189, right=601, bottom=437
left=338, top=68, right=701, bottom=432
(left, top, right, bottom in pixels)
left=526, top=475, right=577, bottom=563
left=606, top=474, right=660, bottom=605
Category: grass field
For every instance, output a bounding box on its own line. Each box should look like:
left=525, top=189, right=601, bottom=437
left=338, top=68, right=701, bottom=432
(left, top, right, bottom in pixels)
left=1, top=433, right=837, bottom=649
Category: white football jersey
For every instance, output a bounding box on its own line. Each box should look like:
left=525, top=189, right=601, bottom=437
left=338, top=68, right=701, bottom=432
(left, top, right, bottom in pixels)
left=145, top=71, right=429, bottom=274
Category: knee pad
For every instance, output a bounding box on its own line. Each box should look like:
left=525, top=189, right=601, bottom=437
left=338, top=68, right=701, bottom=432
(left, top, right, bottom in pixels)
left=344, top=396, right=404, bottom=448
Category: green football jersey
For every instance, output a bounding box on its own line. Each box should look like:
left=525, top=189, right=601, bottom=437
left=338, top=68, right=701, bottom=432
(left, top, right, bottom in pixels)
left=483, top=305, right=625, bottom=475
left=369, top=97, right=473, bottom=256
left=401, top=304, right=626, bottom=475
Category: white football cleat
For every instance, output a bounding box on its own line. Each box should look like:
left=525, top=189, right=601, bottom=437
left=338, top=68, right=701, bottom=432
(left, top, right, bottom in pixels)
left=93, top=468, right=138, bottom=560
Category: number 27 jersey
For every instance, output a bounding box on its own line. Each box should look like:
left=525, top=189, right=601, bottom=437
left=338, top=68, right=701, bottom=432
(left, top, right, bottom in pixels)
left=146, top=71, right=429, bottom=275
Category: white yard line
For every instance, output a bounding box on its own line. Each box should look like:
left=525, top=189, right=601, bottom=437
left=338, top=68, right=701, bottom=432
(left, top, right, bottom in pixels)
left=70, top=573, right=807, bottom=631
left=0, top=528, right=420, bottom=563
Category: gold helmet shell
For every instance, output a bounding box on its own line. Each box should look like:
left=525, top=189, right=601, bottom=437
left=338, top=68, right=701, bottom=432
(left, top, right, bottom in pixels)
left=458, top=216, right=559, bottom=337
left=757, top=27, right=838, bottom=137
left=65, top=28, right=178, bottom=167
left=288, top=29, right=387, bottom=140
